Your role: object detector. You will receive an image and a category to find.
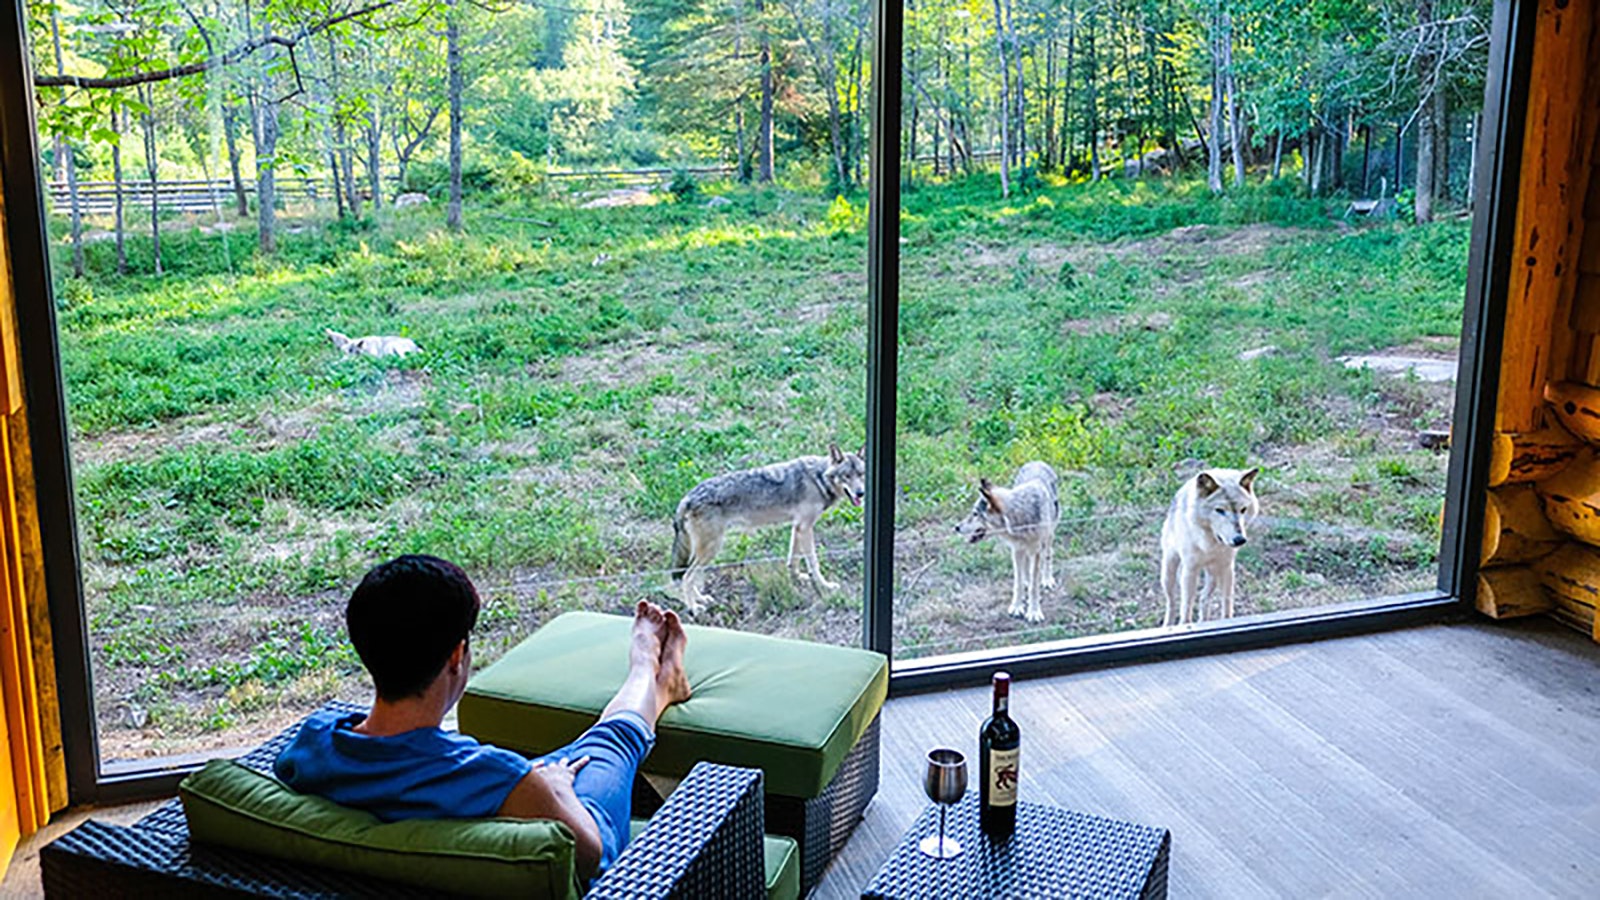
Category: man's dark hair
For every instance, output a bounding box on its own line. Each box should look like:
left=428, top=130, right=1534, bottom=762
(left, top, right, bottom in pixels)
left=346, top=555, right=481, bottom=700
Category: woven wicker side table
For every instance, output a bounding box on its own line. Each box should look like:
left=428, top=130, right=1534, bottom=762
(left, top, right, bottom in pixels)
left=861, top=797, right=1170, bottom=900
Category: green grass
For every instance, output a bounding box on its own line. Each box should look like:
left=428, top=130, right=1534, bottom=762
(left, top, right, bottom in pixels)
left=55, top=175, right=1468, bottom=755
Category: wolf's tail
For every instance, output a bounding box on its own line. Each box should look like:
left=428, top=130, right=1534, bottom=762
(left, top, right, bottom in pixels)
left=670, top=513, right=689, bottom=581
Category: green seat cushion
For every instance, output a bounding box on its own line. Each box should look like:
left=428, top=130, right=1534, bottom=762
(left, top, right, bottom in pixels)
left=180, top=759, right=580, bottom=900
left=628, top=820, right=799, bottom=900
left=461, top=612, right=888, bottom=798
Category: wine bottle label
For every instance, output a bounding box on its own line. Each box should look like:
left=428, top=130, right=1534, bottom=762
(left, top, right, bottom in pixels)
left=988, top=747, right=1019, bottom=806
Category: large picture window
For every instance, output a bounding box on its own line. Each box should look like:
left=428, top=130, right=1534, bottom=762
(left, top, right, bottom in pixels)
left=891, top=0, right=1496, bottom=662
left=0, top=0, right=1523, bottom=798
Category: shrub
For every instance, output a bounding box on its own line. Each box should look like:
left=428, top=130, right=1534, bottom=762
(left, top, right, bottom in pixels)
left=668, top=168, right=700, bottom=201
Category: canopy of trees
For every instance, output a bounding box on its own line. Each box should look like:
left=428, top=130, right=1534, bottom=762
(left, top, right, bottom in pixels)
left=29, top=0, right=1491, bottom=271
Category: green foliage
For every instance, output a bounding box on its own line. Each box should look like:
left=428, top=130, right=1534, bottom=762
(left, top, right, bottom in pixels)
left=668, top=168, right=699, bottom=201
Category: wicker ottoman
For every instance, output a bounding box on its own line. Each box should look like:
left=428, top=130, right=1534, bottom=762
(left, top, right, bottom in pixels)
left=461, top=612, right=888, bottom=894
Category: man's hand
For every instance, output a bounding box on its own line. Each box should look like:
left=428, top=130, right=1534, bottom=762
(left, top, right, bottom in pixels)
left=498, top=755, right=603, bottom=878
left=531, top=756, right=589, bottom=796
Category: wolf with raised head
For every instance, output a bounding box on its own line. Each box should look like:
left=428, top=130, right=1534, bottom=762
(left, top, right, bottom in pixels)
left=1160, top=468, right=1260, bottom=627
left=670, top=444, right=866, bottom=612
left=954, top=461, right=1060, bottom=623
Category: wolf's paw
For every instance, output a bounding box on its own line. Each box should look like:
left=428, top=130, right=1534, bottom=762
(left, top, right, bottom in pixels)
left=1042, top=573, right=1057, bottom=589
left=813, top=577, right=840, bottom=591
left=1024, top=609, right=1044, bottom=623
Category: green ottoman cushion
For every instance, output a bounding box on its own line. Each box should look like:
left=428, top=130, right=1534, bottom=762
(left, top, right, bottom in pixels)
left=461, top=611, right=888, bottom=798
left=181, top=759, right=580, bottom=899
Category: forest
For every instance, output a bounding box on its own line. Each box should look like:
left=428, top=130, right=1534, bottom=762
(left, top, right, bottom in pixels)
left=29, top=0, right=1492, bottom=274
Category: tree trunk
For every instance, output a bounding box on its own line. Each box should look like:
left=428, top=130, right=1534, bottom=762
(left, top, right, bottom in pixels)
left=756, top=0, right=774, bottom=183
left=1206, top=6, right=1224, bottom=193
left=1309, top=125, right=1324, bottom=197
left=1272, top=130, right=1284, bottom=179
left=906, top=0, right=919, bottom=177
left=1008, top=0, right=1025, bottom=173
left=256, top=77, right=280, bottom=256
left=140, top=85, right=163, bottom=275
left=1360, top=123, right=1371, bottom=195
left=327, top=33, right=359, bottom=218
left=1117, top=15, right=1140, bottom=176
left=849, top=15, right=866, bottom=187
left=1330, top=111, right=1345, bottom=191
left=1062, top=0, right=1076, bottom=171
left=1415, top=100, right=1436, bottom=223
left=50, top=11, right=83, bottom=277
left=112, top=108, right=126, bottom=275
left=1042, top=36, right=1055, bottom=172
left=991, top=0, right=1011, bottom=197
left=1394, top=121, right=1404, bottom=192
left=447, top=0, right=464, bottom=231
left=222, top=103, right=250, bottom=216
left=1225, top=13, right=1244, bottom=189
left=1086, top=4, right=1099, bottom=181
left=1434, top=88, right=1450, bottom=206
left=1466, top=110, right=1481, bottom=209
left=1415, top=0, right=1436, bottom=223
left=366, top=110, right=383, bottom=210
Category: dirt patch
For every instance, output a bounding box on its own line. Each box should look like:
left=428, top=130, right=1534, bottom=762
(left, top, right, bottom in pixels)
left=557, top=340, right=680, bottom=389
left=963, top=223, right=1306, bottom=280
left=79, top=396, right=344, bottom=467
left=580, top=189, right=658, bottom=209
left=1060, top=311, right=1173, bottom=337
left=964, top=240, right=1100, bottom=270
left=1115, top=223, right=1306, bottom=259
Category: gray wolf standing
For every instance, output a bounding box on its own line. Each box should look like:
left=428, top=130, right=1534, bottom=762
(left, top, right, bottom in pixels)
left=671, top=444, right=866, bottom=612
left=954, top=461, right=1060, bottom=623
left=1160, top=468, right=1260, bottom=627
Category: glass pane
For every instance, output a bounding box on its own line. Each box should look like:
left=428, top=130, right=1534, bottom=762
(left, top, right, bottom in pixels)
left=894, top=0, right=1488, bottom=661
left=31, top=0, right=867, bottom=762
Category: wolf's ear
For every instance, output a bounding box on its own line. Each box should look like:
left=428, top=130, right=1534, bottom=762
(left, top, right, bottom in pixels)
left=857, top=443, right=867, bottom=460
left=829, top=443, right=845, bottom=464
left=1239, top=468, right=1259, bottom=492
left=979, top=478, right=1003, bottom=511
left=1195, top=472, right=1220, bottom=495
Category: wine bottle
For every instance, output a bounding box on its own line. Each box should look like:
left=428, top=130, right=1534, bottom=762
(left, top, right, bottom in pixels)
left=979, top=670, right=1019, bottom=836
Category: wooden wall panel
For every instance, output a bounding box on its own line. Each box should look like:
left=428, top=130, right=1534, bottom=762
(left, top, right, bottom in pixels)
left=1499, top=0, right=1598, bottom=430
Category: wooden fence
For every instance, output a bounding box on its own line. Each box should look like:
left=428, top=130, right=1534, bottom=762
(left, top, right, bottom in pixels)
left=543, top=164, right=737, bottom=185
left=46, top=177, right=327, bottom=216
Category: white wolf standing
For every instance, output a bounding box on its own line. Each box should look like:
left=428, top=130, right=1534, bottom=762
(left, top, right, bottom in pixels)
left=325, top=329, right=421, bottom=358
left=954, top=461, right=1060, bottom=623
left=1160, top=468, right=1260, bottom=627
left=670, top=444, right=866, bottom=612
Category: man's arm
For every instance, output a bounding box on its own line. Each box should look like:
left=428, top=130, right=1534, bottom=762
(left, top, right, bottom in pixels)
left=497, top=758, right=603, bottom=879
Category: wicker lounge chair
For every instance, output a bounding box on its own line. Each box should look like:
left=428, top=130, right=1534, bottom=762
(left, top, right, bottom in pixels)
left=40, top=700, right=776, bottom=898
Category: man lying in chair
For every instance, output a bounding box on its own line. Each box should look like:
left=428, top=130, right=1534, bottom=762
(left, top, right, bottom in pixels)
left=273, top=555, right=693, bottom=883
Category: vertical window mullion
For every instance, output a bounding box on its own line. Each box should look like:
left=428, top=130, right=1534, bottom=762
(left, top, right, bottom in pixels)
left=864, top=0, right=904, bottom=657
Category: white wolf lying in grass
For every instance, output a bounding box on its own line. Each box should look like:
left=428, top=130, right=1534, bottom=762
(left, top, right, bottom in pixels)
left=954, top=461, right=1060, bottom=623
left=670, top=444, right=867, bottom=612
left=1160, top=468, right=1260, bottom=627
left=325, top=329, right=421, bottom=358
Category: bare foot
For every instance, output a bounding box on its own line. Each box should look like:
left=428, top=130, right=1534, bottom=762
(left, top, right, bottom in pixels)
left=631, top=600, right=667, bottom=671
left=657, top=609, right=692, bottom=704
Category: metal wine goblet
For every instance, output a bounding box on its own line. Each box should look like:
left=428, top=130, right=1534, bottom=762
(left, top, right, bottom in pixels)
left=919, top=747, right=967, bottom=858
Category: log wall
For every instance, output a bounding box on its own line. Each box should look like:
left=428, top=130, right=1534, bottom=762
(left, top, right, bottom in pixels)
left=1478, top=1, right=1600, bottom=642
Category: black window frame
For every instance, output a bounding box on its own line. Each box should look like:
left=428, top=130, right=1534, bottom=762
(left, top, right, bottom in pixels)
left=0, top=0, right=1533, bottom=803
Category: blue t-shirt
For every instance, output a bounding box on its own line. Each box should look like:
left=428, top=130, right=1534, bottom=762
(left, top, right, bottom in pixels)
left=274, top=710, right=533, bottom=821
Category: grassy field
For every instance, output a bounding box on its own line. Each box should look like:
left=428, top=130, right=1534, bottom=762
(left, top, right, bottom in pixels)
left=50, top=173, right=1467, bottom=758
